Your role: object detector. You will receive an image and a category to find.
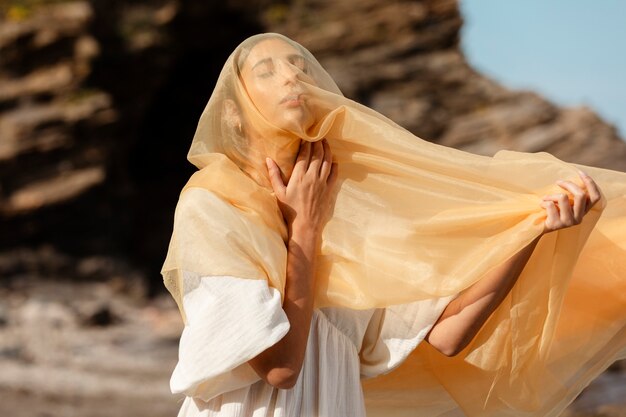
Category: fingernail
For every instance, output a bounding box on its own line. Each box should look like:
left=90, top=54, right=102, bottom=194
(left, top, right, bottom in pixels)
left=577, top=169, right=588, bottom=177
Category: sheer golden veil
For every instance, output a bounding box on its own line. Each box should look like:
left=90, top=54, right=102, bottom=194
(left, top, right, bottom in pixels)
left=162, top=33, right=626, bottom=416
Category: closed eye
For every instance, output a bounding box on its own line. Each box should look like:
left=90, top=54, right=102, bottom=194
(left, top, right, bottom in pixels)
left=255, top=60, right=275, bottom=78
left=289, top=55, right=308, bottom=73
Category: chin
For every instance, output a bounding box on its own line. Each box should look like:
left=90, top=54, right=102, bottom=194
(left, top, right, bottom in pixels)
left=277, top=114, right=313, bottom=133
left=285, top=104, right=314, bottom=121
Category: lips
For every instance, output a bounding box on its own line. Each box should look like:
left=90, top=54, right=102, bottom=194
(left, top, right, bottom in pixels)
left=280, top=93, right=303, bottom=105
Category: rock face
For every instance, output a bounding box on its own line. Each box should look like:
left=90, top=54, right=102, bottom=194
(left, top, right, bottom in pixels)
left=1, top=1, right=626, bottom=416
left=268, top=0, right=626, bottom=168
left=1, top=0, right=625, bottom=282
left=0, top=1, right=267, bottom=287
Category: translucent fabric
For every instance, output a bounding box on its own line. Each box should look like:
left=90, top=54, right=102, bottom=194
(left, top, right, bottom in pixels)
left=162, top=33, right=626, bottom=416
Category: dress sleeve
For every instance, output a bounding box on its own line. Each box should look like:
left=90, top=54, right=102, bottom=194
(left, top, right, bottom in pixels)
left=359, top=293, right=459, bottom=379
left=169, top=273, right=290, bottom=401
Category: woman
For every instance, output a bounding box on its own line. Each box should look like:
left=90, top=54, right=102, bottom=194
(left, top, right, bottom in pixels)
left=162, top=33, right=626, bottom=417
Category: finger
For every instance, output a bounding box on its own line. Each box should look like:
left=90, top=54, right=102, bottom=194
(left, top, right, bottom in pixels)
left=577, top=170, right=602, bottom=209
left=265, top=157, right=286, bottom=196
left=309, top=140, right=324, bottom=175
left=556, top=180, right=586, bottom=223
left=292, top=141, right=311, bottom=177
left=543, top=193, right=575, bottom=227
left=319, top=139, right=332, bottom=179
left=541, top=200, right=560, bottom=233
left=327, top=161, right=339, bottom=187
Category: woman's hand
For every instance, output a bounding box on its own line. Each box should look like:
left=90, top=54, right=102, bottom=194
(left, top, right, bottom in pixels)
left=249, top=138, right=338, bottom=389
left=428, top=168, right=604, bottom=357
left=540, top=169, right=603, bottom=235
left=266, top=138, right=339, bottom=238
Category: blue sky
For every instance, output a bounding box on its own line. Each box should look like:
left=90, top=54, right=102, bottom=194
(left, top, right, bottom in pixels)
left=459, top=0, right=626, bottom=140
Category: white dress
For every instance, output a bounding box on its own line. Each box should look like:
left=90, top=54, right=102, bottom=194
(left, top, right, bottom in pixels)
left=169, top=274, right=457, bottom=417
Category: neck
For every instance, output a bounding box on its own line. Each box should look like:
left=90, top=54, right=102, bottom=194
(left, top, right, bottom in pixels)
left=243, top=129, right=302, bottom=189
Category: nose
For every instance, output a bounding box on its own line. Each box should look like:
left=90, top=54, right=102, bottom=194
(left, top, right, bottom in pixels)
left=276, top=60, right=299, bottom=84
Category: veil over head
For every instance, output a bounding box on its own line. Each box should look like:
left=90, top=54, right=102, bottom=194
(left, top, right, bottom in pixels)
left=163, top=33, right=626, bottom=416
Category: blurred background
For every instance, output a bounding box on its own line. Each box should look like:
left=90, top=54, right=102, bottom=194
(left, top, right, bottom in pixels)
left=0, top=0, right=624, bottom=416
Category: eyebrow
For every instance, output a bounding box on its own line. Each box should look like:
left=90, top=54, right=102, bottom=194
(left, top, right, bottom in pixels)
left=251, top=54, right=306, bottom=71
left=251, top=58, right=271, bottom=71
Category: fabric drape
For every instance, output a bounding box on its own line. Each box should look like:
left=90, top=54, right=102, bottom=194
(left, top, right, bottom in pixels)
left=162, top=32, right=626, bottom=416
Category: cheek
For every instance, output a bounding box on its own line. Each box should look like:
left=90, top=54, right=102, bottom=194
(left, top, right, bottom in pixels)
left=249, top=86, right=277, bottom=113
left=250, top=79, right=274, bottom=101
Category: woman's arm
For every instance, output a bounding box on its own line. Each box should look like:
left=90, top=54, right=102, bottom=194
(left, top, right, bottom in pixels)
left=425, top=234, right=541, bottom=356
left=425, top=169, right=603, bottom=357
left=247, top=223, right=318, bottom=389
left=248, top=139, right=338, bottom=389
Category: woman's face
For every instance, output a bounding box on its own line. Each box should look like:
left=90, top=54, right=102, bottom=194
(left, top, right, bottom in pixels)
left=240, top=38, right=315, bottom=132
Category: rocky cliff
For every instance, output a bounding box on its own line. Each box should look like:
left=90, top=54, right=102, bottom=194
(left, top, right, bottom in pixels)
left=1, top=0, right=625, bottom=288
